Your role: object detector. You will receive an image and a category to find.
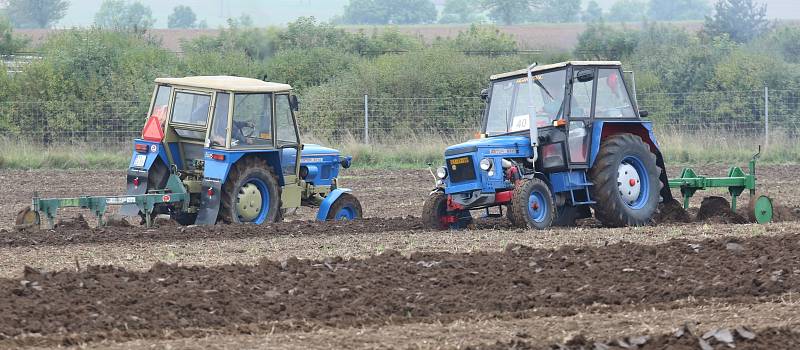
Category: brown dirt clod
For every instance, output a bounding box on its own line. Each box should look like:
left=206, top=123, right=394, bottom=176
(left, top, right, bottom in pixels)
left=654, top=199, right=692, bottom=224
left=696, top=196, right=749, bottom=224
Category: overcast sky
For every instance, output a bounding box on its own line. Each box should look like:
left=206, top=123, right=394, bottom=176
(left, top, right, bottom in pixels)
left=54, top=0, right=799, bottom=28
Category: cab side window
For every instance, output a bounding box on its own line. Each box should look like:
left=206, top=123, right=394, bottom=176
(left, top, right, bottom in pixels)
left=231, top=93, right=272, bottom=148
left=570, top=69, right=593, bottom=119
left=209, top=93, right=230, bottom=147
left=275, top=94, right=298, bottom=146
left=172, top=92, right=210, bottom=126
left=595, top=69, right=636, bottom=118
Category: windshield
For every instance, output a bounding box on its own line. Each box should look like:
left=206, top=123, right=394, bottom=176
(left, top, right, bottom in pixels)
left=484, top=69, right=567, bottom=135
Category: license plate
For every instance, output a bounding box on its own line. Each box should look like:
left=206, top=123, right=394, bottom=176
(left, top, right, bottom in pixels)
left=107, top=197, right=136, bottom=205
left=133, top=154, right=146, bottom=167
left=450, top=157, right=469, bottom=165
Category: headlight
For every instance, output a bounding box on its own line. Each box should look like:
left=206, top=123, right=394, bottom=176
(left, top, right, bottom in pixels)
left=436, top=166, right=448, bottom=179
left=479, top=158, right=493, bottom=171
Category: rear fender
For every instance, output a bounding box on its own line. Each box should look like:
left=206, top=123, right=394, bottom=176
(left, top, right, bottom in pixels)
left=196, top=151, right=285, bottom=225
left=589, top=121, right=673, bottom=202
left=120, top=141, right=170, bottom=216
left=316, top=188, right=351, bottom=221
left=203, top=150, right=285, bottom=185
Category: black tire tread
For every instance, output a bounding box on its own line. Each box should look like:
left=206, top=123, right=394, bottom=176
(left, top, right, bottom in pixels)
left=422, top=191, right=447, bottom=230
left=589, top=134, right=662, bottom=227
left=219, top=157, right=281, bottom=224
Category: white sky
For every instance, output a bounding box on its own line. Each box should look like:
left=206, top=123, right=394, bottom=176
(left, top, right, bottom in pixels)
left=54, top=0, right=799, bottom=28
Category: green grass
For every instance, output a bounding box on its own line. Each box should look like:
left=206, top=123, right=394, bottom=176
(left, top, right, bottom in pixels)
left=1, top=130, right=798, bottom=171
left=0, top=140, right=131, bottom=170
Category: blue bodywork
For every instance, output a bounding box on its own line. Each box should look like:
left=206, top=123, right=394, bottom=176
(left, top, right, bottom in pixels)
left=316, top=188, right=354, bottom=220
left=443, top=136, right=532, bottom=195
left=441, top=121, right=662, bottom=211
left=126, top=139, right=352, bottom=223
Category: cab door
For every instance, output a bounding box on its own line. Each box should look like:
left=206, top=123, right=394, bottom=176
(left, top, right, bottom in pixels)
left=566, top=67, right=596, bottom=167
left=274, top=94, right=304, bottom=208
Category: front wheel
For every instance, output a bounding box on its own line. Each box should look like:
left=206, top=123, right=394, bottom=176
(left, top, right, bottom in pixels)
left=422, top=191, right=472, bottom=230
left=589, top=133, right=661, bottom=227
left=326, top=193, right=363, bottom=221
left=510, top=178, right=555, bottom=229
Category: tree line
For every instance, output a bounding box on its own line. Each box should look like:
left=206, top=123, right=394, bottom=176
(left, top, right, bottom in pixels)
left=0, top=0, right=770, bottom=29
left=0, top=0, right=795, bottom=141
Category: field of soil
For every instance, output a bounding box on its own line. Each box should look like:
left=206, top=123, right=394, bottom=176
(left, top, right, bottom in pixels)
left=1, top=165, right=800, bottom=349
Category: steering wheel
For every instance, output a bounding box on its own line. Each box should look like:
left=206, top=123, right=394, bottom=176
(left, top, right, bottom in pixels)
left=233, top=120, right=255, bottom=138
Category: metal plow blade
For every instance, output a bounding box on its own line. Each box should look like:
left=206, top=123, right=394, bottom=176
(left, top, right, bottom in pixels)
left=14, top=206, right=40, bottom=230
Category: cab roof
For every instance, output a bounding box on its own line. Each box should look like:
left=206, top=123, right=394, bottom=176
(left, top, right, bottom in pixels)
left=490, top=61, right=622, bottom=81
left=154, top=76, right=293, bottom=93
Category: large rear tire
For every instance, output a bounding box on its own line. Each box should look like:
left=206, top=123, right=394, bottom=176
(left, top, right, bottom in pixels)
left=220, top=157, right=282, bottom=224
left=589, top=134, right=661, bottom=227
left=422, top=191, right=471, bottom=230
left=326, top=193, right=363, bottom=221
left=510, top=178, right=555, bottom=230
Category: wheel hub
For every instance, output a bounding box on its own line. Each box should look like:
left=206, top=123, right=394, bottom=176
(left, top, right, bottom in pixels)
left=527, top=192, right=546, bottom=223
left=236, top=182, right=263, bottom=222
left=617, top=162, right=642, bottom=205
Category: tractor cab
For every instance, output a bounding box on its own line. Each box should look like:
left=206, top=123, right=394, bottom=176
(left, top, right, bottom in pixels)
left=424, top=61, right=671, bottom=230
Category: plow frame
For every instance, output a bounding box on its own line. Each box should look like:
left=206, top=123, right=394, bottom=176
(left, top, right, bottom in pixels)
left=28, top=174, right=189, bottom=229
left=667, top=147, right=773, bottom=223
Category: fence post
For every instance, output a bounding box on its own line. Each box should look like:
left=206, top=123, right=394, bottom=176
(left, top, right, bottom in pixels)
left=364, top=94, right=369, bottom=145
left=764, top=86, right=769, bottom=150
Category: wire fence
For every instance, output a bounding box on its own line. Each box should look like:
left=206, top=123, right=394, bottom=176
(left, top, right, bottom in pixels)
left=1, top=88, right=798, bottom=146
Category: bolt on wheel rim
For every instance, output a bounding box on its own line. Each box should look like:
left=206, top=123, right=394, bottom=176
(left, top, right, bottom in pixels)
left=236, top=182, right=263, bottom=222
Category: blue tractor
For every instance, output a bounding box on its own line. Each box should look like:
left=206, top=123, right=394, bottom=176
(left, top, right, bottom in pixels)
left=423, top=61, right=673, bottom=229
left=16, top=76, right=362, bottom=228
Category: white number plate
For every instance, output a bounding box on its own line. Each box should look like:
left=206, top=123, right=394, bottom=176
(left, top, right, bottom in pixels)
left=107, top=197, right=137, bottom=205
left=510, top=115, right=530, bottom=131
left=133, top=154, right=147, bottom=167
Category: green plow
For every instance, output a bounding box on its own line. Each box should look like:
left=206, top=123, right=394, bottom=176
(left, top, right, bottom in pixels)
left=15, top=174, right=189, bottom=229
left=668, top=147, right=773, bottom=224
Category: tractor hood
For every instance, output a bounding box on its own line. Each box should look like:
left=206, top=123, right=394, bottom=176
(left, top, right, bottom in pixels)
left=444, top=136, right=533, bottom=157
left=302, top=144, right=340, bottom=157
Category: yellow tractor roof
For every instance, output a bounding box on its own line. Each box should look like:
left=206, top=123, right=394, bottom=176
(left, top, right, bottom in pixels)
left=154, top=76, right=292, bottom=93
left=490, top=61, right=622, bottom=81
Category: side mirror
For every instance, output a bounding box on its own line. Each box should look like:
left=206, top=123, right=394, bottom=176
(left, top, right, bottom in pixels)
left=576, top=69, right=595, bottom=83
left=639, top=110, right=649, bottom=118
left=480, top=88, right=489, bottom=102
left=290, top=95, right=300, bottom=111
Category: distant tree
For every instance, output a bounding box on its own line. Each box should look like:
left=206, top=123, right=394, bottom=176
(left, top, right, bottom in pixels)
left=7, top=0, right=69, bottom=28
left=607, top=0, right=647, bottom=22
left=94, top=0, right=155, bottom=32
left=582, top=0, right=603, bottom=23
left=483, top=0, right=540, bottom=25
left=168, top=5, right=197, bottom=29
left=534, top=0, right=581, bottom=23
left=703, top=0, right=770, bottom=43
left=439, top=24, right=518, bottom=52
left=0, top=16, right=29, bottom=53
left=648, top=0, right=710, bottom=21
left=575, top=22, right=639, bottom=59
left=341, top=0, right=437, bottom=24
left=229, top=14, right=254, bottom=28
left=439, top=0, right=482, bottom=24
